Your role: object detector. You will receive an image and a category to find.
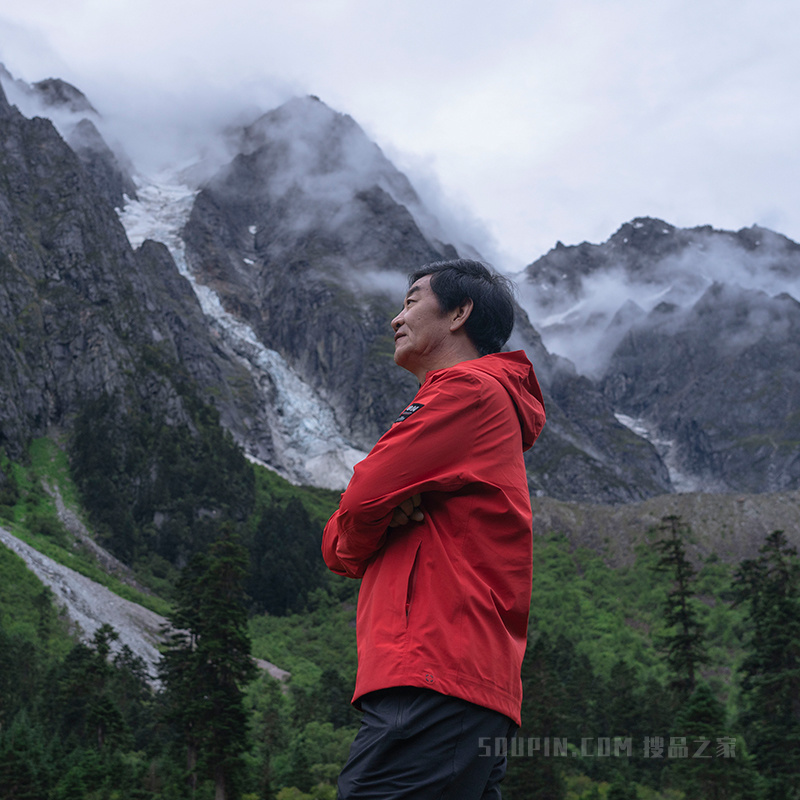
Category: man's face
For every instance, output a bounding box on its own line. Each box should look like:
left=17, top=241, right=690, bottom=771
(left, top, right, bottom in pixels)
left=391, top=275, right=451, bottom=379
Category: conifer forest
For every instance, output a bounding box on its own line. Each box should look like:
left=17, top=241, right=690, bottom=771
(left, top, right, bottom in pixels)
left=1, top=418, right=799, bottom=799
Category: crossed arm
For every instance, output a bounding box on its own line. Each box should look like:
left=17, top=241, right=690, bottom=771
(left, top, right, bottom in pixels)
left=322, top=372, right=482, bottom=577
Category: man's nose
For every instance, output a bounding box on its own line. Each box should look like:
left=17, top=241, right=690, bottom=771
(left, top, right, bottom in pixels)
left=391, top=311, right=403, bottom=332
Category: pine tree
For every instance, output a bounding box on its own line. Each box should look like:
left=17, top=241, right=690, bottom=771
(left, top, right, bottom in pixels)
left=733, top=530, right=800, bottom=799
left=160, top=526, right=258, bottom=800
left=652, top=515, right=708, bottom=705
left=667, top=682, right=757, bottom=800
left=50, top=624, right=128, bottom=752
left=503, top=631, right=568, bottom=800
left=0, top=710, right=50, bottom=800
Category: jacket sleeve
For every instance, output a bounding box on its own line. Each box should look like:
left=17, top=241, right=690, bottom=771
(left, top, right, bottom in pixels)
left=321, top=371, right=483, bottom=578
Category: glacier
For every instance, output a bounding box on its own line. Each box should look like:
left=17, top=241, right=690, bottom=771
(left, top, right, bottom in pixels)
left=614, top=413, right=703, bottom=494
left=118, top=171, right=366, bottom=490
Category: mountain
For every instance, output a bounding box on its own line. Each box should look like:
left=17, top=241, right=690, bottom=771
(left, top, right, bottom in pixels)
left=0, top=65, right=798, bottom=512
left=182, top=96, right=449, bottom=454
left=178, top=95, right=670, bottom=502
left=0, top=72, right=272, bottom=481
left=520, top=218, right=800, bottom=493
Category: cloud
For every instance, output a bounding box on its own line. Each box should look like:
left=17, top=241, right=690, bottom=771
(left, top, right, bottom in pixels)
left=517, top=225, right=800, bottom=376
left=3, top=0, right=800, bottom=273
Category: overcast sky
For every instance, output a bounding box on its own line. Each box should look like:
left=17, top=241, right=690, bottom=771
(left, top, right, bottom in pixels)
left=2, top=0, right=799, bottom=271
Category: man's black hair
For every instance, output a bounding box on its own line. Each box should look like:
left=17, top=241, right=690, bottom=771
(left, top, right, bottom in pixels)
left=409, top=259, right=515, bottom=356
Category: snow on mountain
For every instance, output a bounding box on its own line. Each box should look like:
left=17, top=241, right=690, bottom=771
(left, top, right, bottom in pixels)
left=613, top=413, right=710, bottom=494
left=118, top=171, right=366, bottom=490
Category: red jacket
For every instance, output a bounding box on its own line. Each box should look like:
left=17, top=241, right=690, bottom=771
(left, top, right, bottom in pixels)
left=322, top=351, right=546, bottom=725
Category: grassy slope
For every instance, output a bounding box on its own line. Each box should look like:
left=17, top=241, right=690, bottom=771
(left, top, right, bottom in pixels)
left=0, top=542, right=74, bottom=658
left=1, top=437, right=171, bottom=616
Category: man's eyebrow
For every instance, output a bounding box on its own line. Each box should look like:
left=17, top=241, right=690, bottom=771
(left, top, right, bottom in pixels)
left=404, top=285, right=422, bottom=301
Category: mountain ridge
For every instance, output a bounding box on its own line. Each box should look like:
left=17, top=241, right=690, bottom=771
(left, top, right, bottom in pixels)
left=519, top=215, right=800, bottom=495
left=1, top=64, right=799, bottom=507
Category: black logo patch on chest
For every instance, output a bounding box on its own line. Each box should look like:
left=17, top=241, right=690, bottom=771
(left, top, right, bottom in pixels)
left=394, top=403, right=424, bottom=423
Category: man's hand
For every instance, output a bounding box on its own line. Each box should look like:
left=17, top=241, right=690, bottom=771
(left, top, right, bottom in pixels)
left=388, top=494, right=424, bottom=528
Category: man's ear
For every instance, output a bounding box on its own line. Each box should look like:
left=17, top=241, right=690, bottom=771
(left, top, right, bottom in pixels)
left=449, top=298, right=474, bottom=332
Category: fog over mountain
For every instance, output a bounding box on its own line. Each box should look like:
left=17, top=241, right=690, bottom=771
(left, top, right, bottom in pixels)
left=517, top=219, right=800, bottom=377
left=1, top=64, right=798, bottom=503
left=519, top=219, right=800, bottom=493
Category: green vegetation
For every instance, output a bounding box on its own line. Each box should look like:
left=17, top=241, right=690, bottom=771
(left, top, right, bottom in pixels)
left=160, top=529, right=258, bottom=800
left=0, top=619, right=157, bottom=799
left=733, top=531, right=800, bottom=799
left=1, top=420, right=798, bottom=797
left=0, top=438, right=171, bottom=616
left=70, top=390, right=256, bottom=572
left=0, top=544, right=73, bottom=660
left=249, top=584, right=359, bottom=692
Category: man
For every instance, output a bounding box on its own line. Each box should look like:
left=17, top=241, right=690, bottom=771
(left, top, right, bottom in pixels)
left=322, top=259, right=546, bottom=799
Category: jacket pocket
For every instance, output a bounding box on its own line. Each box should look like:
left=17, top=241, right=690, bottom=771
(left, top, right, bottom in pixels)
left=404, top=542, right=421, bottom=625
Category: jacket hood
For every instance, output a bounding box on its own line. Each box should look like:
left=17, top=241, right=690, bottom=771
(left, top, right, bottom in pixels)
left=450, top=350, right=546, bottom=451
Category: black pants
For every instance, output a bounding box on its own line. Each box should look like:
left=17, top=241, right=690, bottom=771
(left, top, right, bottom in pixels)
left=337, top=687, right=516, bottom=800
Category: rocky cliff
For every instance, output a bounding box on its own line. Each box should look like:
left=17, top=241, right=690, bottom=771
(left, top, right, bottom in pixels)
left=521, top=217, right=800, bottom=494
left=181, top=95, right=671, bottom=502
left=0, top=77, right=271, bottom=469
left=1, top=65, right=798, bottom=506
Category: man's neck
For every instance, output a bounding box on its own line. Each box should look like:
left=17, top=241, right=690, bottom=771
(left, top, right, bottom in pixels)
left=413, top=342, right=481, bottom=384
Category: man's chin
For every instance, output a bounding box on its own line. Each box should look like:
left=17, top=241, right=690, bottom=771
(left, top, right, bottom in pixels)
left=393, top=348, right=413, bottom=373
